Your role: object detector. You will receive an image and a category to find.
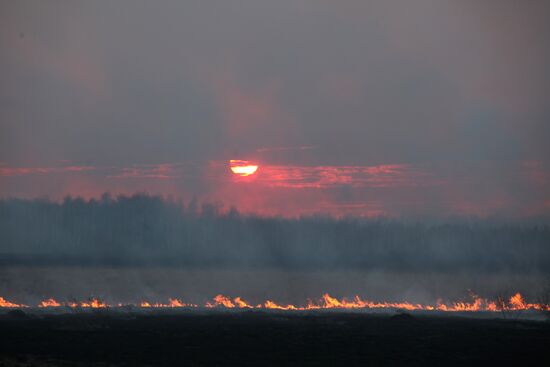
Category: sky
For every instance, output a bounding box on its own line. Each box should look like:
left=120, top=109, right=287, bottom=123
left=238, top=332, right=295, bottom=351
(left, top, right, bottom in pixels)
left=1, top=0, right=549, bottom=218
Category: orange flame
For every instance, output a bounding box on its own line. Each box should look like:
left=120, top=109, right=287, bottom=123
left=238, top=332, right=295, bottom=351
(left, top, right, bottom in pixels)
left=140, top=298, right=194, bottom=308
left=264, top=300, right=299, bottom=310
left=0, top=296, right=27, bottom=308
left=39, top=298, right=61, bottom=308
left=1, top=293, right=548, bottom=312
left=80, top=299, right=108, bottom=308
left=206, top=294, right=237, bottom=308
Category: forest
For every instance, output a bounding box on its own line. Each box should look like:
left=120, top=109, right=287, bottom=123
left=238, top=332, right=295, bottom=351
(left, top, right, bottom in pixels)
left=0, top=193, right=548, bottom=273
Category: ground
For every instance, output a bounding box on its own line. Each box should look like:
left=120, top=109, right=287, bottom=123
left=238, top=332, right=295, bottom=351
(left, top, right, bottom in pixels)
left=0, top=310, right=549, bottom=366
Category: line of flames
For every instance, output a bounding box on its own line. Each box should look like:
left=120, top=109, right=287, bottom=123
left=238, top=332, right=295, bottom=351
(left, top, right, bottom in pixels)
left=0, top=293, right=548, bottom=312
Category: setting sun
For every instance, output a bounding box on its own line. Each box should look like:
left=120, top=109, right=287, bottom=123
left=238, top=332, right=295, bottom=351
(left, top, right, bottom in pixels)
left=229, top=160, right=259, bottom=177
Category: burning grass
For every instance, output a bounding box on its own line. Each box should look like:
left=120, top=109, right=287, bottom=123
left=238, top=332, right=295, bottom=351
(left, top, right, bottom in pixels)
left=1, top=292, right=548, bottom=312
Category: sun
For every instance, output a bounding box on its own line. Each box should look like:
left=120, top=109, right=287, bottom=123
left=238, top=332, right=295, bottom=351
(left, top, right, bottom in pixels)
left=230, top=160, right=259, bottom=177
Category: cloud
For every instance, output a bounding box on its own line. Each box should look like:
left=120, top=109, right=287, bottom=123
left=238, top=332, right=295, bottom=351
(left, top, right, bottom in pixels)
left=0, top=165, right=97, bottom=177
left=108, top=163, right=181, bottom=180
left=254, top=164, right=442, bottom=189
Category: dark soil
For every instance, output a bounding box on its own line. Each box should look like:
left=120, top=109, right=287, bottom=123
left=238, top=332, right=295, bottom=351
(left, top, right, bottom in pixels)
left=0, top=310, right=549, bottom=366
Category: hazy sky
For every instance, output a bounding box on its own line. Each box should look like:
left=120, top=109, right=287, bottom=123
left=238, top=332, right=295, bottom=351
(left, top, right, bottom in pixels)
left=1, top=0, right=549, bottom=218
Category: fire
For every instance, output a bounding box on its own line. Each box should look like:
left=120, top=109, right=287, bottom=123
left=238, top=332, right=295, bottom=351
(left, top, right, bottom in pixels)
left=264, top=300, right=299, bottom=310
left=140, top=298, right=194, bottom=308
left=0, top=297, right=27, bottom=308
left=79, top=299, right=108, bottom=308
left=229, top=160, right=258, bottom=177
left=509, top=293, right=526, bottom=309
left=0, top=293, right=548, bottom=312
left=207, top=294, right=238, bottom=308
left=168, top=298, right=189, bottom=307
left=234, top=297, right=254, bottom=308
left=39, top=298, right=61, bottom=308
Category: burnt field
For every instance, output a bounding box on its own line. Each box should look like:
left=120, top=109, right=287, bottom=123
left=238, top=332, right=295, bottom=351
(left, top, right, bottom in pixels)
left=0, top=310, right=549, bottom=366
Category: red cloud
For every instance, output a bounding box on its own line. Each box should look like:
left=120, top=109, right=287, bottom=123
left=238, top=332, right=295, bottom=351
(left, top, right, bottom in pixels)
left=109, top=164, right=180, bottom=180
left=0, top=165, right=96, bottom=177
left=255, top=164, right=442, bottom=189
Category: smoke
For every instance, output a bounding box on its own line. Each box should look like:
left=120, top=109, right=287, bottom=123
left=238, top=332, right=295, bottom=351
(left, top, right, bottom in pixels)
left=0, top=194, right=548, bottom=304
left=1, top=0, right=549, bottom=304
left=1, top=194, right=548, bottom=271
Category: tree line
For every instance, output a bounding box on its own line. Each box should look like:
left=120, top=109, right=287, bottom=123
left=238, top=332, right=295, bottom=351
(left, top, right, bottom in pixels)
left=0, top=193, right=548, bottom=273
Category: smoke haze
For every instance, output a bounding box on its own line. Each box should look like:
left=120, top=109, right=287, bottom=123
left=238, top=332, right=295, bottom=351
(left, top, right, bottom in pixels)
left=1, top=195, right=548, bottom=304
left=1, top=0, right=549, bottom=218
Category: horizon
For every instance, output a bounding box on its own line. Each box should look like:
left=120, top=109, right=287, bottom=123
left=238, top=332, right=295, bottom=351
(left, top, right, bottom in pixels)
left=2, top=192, right=550, bottom=224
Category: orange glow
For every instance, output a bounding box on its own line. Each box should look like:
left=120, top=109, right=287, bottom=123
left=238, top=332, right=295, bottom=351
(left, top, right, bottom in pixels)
left=263, top=300, right=299, bottom=310
left=139, top=298, right=194, bottom=308
left=1, top=293, right=548, bottom=312
left=80, top=298, right=108, bottom=308
left=230, top=160, right=258, bottom=177
left=206, top=294, right=237, bottom=308
left=0, top=297, right=27, bottom=308
left=39, top=298, right=61, bottom=308
left=509, top=292, right=528, bottom=309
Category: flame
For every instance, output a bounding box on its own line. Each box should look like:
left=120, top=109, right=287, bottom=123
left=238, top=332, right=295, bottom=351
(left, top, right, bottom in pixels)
left=168, top=298, right=189, bottom=307
left=0, top=297, right=27, bottom=308
left=80, top=299, right=108, bottom=308
left=234, top=296, right=254, bottom=308
left=207, top=294, right=237, bottom=308
left=140, top=298, right=194, bottom=308
left=39, top=298, right=61, bottom=308
left=264, top=300, right=299, bottom=310
left=230, top=160, right=258, bottom=176
left=509, top=292, right=526, bottom=309
left=1, top=293, right=548, bottom=312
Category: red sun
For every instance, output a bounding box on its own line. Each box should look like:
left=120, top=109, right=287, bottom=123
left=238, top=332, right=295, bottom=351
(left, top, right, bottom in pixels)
left=229, top=160, right=259, bottom=177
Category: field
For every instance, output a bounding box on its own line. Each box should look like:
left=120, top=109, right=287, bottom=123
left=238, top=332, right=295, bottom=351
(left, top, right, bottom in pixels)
left=1, top=309, right=549, bottom=366
left=1, top=266, right=549, bottom=365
